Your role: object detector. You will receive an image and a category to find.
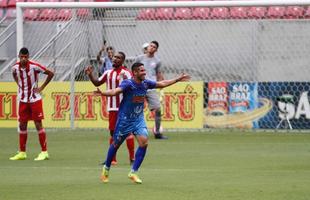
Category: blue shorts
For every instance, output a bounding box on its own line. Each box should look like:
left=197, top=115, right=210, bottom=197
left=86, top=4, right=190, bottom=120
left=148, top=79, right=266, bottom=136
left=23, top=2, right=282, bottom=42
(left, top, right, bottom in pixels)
left=113, top=123, right=149, bottom=146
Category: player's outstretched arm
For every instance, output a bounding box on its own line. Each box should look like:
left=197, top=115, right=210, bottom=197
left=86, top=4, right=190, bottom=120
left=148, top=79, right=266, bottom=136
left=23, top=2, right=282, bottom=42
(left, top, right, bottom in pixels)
left=155, top=73, right=190, bottom=89
left=93, top=87, right=123, bottom=97
left=85, top=65, right=103, bottom=86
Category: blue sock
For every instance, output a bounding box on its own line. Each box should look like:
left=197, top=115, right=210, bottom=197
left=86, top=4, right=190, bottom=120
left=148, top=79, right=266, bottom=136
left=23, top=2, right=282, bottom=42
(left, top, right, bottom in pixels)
left=132, top=146, right=147, bottom=172
left=104, top=144, right=118, bottom=169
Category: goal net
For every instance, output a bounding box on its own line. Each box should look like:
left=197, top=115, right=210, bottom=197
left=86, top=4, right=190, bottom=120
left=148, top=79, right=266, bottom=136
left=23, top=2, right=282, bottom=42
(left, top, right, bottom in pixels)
left=15, top=0, right=310, bottom=130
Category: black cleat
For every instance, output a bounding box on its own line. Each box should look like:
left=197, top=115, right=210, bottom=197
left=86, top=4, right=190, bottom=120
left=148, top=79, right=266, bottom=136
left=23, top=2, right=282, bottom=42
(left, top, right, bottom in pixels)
left=154, top=133, right=168, bottom=139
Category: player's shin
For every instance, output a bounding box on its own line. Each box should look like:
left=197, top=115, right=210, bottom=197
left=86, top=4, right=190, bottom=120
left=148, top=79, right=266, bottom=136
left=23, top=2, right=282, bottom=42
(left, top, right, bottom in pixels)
left=132, top=146, right=147, bottom=172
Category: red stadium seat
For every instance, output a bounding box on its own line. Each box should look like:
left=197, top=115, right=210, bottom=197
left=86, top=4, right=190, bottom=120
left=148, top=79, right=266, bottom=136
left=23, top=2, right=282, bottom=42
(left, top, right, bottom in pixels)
left=27, top=0, right=42, bottom=2
left=230, top=7, right=248, bottom=19
left=174, top=7, right=192, bottom=20
left=5, top=7, right=16, bottom=18
left=155, top=7, right=174, bottom=20
left=210, top=7, right=229, bottom=19
left=284, top=6, right=304, bottom=19
left=24, top=8, right=39, bottom=20
left=304, top=6, right=310, bottom=18
left=0, top=0, right=8, bottom=8
left=266, top=6, right=285, bottom=19
left=192, top=7, right=210, bottom=20
left=247, top=6, right=267, bottom=19
left=57, top=8, right=71, bottom=20
left=38, top=9, right=58, bottom=20
left=7, top=0, right=26, bottom=8
left=137, top=8, right=156, bottom=20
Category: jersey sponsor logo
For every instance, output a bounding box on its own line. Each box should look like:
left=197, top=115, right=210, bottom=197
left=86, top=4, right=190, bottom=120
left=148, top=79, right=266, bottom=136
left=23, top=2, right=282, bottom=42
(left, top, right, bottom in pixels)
left=132, top=95, right=145, bottom=103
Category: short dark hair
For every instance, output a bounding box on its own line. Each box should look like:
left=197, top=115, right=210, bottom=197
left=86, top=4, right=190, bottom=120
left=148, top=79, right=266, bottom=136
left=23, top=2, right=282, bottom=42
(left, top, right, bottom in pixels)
left=118, top=51, right=126, bottom=61
left=19, top=47, right=29, bottom=55
left=131, top=62, right=144, bottom=72
left=106, top=46, right=114, bottom=51
left=150, top=40, right=159, bottom=49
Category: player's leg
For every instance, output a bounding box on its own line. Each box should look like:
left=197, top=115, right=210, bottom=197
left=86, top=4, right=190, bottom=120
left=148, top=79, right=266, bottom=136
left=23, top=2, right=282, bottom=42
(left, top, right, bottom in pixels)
left=128, top=127, right=148, bottom=184
left=9, top=102, right=30, bottom=160
left=101, top=128, right=127, bottom=183
left=108, top=111, right=118, bottom=165
left=146, top=90, right=167, bottom=139
left=33, top=120, right=49, bottom=161
left=126, top=134, right=135, bottom=165
left=32, top=100, right=48, bottom=161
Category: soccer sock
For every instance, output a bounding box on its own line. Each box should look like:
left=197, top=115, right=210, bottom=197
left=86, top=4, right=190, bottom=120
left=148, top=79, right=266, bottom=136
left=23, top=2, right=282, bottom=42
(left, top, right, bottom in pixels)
left=109, top=136, right=117, bottom=162
left=132, top=146, right=147, bottom=172
left=19, top=130, right=28, bottom=152
left=155, top=110, right=162, bottom=134
left=126, top=134, right=135, bottom=160
left=104, top=144, right=118, bottom=169
left=38, top=128, right=47, bottom=151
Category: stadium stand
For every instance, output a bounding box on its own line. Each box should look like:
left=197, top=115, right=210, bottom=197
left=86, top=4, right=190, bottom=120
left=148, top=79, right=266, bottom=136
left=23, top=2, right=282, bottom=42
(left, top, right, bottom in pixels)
left=210, top=7, right=229, bottom=19
left=247, top=6, right=267, bottom=19
left=305, top=6, right=310, bottom=18
left=230, top=7, right=248, bottom=19
left=174, top=7, right=192, bottom=20
left=57, top=8, right=71, bottom=20
left=155, top=7, right=174, bottom=20
left=284, top=6, right=304, bottom=19
left=0, top=0, right=8, bottom=8
left=192, top=7, right=210, bottom=19
left=266, top=6, right=286, bottom=19
left=24, top=8, right=39, bottom=20
left=137, top=8, right=155, bottom=20
left=5, top=7, right=16, bottom=18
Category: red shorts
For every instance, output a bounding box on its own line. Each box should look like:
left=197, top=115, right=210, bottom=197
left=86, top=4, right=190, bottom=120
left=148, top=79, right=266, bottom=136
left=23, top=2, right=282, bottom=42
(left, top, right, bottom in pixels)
left=18, top=100, right=44, bottom=122
left=108, top=111, right=118, bottom=131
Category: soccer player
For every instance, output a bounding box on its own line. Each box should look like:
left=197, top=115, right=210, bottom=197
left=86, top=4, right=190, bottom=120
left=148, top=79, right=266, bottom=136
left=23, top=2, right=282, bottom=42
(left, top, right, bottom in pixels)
left=9, top=47, right=54, bottom=161
left=85, top=51, right=135, bottom=165
left=96, top=62, right=190, bottom=184
left=135, top=40, right=167, bottom=139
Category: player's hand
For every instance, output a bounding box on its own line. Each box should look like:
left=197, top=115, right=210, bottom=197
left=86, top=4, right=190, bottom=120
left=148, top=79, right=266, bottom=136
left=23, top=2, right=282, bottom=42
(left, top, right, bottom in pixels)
left=93, top=88, right=103, bottom=96
left=84, top=65, right=94, bottom=75
left=177, top=73, right=191, bottom=82
left=119, top=71, right=128, bottom=80
left=33, top=87, right=42, bottom=94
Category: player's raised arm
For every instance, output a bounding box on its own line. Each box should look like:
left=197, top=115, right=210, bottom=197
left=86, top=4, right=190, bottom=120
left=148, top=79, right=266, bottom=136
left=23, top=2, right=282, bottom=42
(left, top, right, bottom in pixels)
left=94, top=87, right=123, bottom=97
left=85, top=65, right=105, bottom=86
left=155, top=73, right=190, bottom=89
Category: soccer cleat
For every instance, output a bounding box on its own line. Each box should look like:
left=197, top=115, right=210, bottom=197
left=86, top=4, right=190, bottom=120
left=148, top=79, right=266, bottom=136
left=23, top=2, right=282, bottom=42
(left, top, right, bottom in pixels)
left=154, top=133, right=168, bottom=139
left=100, top=166, right=109, bottom=183
left=9, top=151, right=27, bottom=160
left=128, top=171, right=142, bottom=184
left=34, top=151, right=49, bottom=161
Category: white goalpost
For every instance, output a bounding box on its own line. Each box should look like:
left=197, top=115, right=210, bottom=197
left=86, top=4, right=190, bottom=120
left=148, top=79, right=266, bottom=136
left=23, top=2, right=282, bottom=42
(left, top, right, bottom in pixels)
left=14, top=0, right=310, bottom=130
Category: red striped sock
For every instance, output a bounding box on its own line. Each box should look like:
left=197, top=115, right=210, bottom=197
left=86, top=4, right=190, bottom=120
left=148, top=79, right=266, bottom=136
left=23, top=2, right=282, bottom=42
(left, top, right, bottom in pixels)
left=38, top=129, right=47, bottom=151
left=126, top=134, right=135, bottom=161
left=19, top=130, right=28, bottom=152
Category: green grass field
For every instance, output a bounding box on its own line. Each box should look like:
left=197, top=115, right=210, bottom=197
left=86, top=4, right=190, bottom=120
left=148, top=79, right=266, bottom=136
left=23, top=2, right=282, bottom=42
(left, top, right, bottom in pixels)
left=1, top=128, right=310, bottom=200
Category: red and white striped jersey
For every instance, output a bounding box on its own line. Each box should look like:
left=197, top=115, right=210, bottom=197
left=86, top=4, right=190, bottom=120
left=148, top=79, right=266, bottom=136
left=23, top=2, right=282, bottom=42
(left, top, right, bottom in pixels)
left=12, top=61, right=47, bottom=103
left=98, top=66, right=132, bottom=111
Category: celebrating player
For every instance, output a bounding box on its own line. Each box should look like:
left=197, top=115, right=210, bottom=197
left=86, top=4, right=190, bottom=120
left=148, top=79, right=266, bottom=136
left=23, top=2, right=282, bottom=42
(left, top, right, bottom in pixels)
left=9, top=47, right=54, bottom=161
left=86, top=52, right=135, bottom=165
left=96, top=62, right=190, bottom=184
